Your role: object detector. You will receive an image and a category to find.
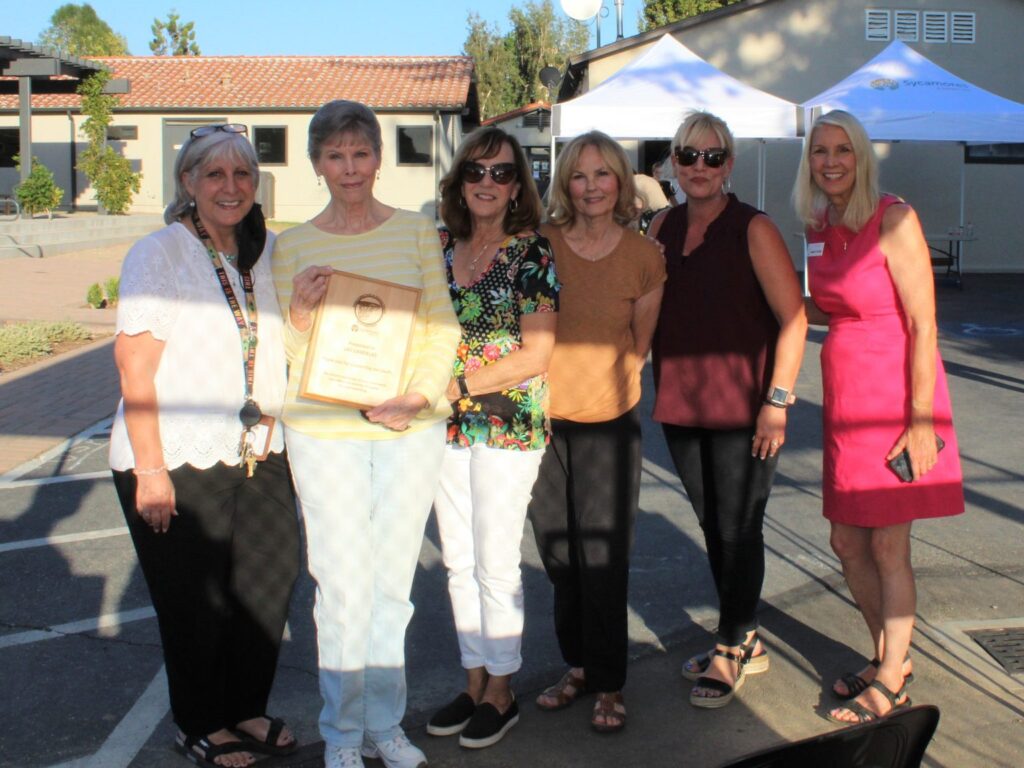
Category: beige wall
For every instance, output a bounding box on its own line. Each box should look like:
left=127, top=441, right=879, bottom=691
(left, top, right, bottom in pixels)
left=575, top=0, right=1024, bottom=272
left=0, top=108, right=464, bottom=223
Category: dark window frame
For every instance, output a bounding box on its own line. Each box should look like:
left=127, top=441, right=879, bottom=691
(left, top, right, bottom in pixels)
left=396, top=125, right=433, bottom=166
left=106, top=125, right=138, bottom=141
left=0, top=127, right=19, bottom=169
left=964, top=144, right=1024, bottom=165
left=253, top=125, right=287, bottom=166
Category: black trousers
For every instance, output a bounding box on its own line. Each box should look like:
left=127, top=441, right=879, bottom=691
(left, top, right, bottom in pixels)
left=113, top=451, right=300, bottom=737
left=528, top=407, right=641, bottom=693
left=662, top=424, right=779, bottom=646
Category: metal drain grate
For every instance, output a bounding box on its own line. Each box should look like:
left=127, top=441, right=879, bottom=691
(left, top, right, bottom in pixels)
left=967, top=627, right=1024, bottom=675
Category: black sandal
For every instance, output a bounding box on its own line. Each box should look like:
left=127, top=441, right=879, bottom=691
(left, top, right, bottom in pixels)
left=826, top=679, right=911, bottom=725
left=232, top=716, right=297, bottom=756
left=175, top=732, right=254, bottom=767
left=682, top=633, right=770, bottom=681
left=689, top=646, right=749, bottom=709
left=833, top=657, right=915, bottom=700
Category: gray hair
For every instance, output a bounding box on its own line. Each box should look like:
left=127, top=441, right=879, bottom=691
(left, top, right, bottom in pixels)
left=164, top=130, right=260, bottom=224
left=308, top=100, right=382, bottom=162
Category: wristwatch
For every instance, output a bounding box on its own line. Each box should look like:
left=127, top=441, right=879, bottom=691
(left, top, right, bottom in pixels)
left=765, top=386, right=796, bottom=409
left=457, top=374, right=471, bottom=399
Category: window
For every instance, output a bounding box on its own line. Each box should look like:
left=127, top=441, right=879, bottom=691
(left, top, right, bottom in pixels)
left=964, top=144, right=1024, bottom=165
left=523, top=111, right=551, bottom=129
left=951, top=12, right=976, bottom=44
left=865, top=10, right=891, bottom=41
left=0, top=128, right=18, bottom=169
left=396, top=126, right=432, bottom=166
left=923, top=12, right=948, bottom=43
left=894, top=10, right=919, bottom=42
left=106, top=125, right=138, bottom=141
left=253, top=126, right=286, bottom=165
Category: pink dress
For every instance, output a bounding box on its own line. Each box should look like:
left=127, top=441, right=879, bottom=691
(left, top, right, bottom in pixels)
left=807, top=196, right=964, bottom=527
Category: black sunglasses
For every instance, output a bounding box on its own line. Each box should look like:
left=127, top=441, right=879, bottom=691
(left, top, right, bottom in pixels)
left=462, top=161, right=518, bottom=185
left=190, top=123, right=248, bottom=140
left=674, top=146, right=729, bottom=168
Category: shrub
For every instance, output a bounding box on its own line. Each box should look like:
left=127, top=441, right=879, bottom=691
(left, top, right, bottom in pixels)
left=0, top=321, right=92, bottom=366
left=86, top=283, right=105, bottom=308
left=104, top=276, right=120, bottom=305
left=14, top=155, right=64, bottom=218
left=77, top=72, right=142, bottom=214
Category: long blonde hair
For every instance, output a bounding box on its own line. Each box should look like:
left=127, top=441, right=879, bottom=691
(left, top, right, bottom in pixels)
left=793, top=110, right=880, bottom=231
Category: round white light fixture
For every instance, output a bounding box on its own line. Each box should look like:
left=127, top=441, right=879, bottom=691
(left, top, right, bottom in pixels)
left=560, top=0, right=602, bottom=22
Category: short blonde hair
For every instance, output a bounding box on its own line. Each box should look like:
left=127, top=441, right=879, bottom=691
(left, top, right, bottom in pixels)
left=548, top=131, right=637, bottom=228
left=672, top=111, right=735, bottom=160
left=793, top=109, right=880, bottom=231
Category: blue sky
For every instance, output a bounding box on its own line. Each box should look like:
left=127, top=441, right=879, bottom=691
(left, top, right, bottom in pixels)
left=7, top=1, right=642, bottom=57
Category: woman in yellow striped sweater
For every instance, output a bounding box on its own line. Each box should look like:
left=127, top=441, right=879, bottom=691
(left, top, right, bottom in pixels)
left=272, top=100, right=460, bottom=768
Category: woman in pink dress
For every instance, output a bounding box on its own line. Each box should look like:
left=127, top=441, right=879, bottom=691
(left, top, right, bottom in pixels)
left=794, top=110, right=964, bottom=724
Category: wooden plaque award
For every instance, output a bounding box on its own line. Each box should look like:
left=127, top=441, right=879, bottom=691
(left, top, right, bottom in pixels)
left=298, top=270, right=422, bottom=409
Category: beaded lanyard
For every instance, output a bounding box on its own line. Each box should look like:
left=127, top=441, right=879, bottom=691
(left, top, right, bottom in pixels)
left=191, top=209, right=262, bottom=475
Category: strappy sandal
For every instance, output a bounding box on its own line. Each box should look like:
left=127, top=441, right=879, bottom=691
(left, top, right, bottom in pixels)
left=832, top=657, right=915, bottom=700
left=536, top=668, right=587, bottom=711
left=591, top=691, right=626, bottom=733
left=232, top=716, right=297, bottom=756
left=826, top=679, right=911, bottom=725
left=175, top=732, right=254, bottom=768
left=682, top=633, right=770, bottom=681
left=689, top=646, right=749, bottom=710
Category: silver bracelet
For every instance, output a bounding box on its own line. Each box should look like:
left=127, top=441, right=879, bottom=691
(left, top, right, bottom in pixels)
left=134, top=464, right=167, bottom=476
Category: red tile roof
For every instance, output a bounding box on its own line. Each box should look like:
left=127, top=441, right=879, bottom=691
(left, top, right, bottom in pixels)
left=1, top=55, right=475, bottom=112
left=482, top=101, right=551, bottom=126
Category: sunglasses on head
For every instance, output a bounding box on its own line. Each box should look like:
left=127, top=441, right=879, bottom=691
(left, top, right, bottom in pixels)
left=462, top=161, right=518, bottom=185
left=190, top=123, right=248, bottom=140
left=674, top=146, right=729, bottom=168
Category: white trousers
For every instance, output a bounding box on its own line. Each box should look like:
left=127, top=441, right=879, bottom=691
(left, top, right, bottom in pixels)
left=286, top=423, right=445, bottom=748
left=434, top=443, right=545, bottom=676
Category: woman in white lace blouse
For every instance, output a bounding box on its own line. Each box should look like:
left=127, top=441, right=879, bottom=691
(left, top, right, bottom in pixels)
left=109, top=125, right=300, bottom=768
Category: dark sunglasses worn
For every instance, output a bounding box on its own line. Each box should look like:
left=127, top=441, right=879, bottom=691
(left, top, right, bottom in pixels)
left=463, top=161, right=518, bottom=185
left=674, top=146, right=729, bottom=168
left=191, top=123, right=248, bottom=140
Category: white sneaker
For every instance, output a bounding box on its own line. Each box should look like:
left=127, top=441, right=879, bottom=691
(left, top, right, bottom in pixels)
left=325, top=744, right=365, bottom=768
left=361, top=732, right=428, bottom=768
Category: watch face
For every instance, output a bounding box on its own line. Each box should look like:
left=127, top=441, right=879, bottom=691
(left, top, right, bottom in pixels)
left=768, top=387, right=790, bottom=406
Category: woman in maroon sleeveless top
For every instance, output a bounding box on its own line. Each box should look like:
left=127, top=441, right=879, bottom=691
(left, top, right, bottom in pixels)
left=649, top=112, right=807, bottom=710
left=795, top=110, right=963, bottom=725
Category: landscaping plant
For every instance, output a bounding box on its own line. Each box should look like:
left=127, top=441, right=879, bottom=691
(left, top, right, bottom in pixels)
left=14, top=155, right=64, bottom=218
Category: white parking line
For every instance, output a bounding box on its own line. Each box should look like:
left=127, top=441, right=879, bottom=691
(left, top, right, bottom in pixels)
left=0, top=526, right=128, bottom=554
left=0, top=470, right=112, bottom=490
left=0, top=417, right=112, bottom=484
left=0, top=607, right=156, bottom=649
left=47, top=666, right=169, bottom=768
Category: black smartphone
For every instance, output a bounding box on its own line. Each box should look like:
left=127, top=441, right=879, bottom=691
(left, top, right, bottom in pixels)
left=887, top=435, right=945, bottom=483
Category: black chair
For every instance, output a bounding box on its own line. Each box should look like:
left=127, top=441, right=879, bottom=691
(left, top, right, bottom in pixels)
left=718, top=705, right=940, bottom=768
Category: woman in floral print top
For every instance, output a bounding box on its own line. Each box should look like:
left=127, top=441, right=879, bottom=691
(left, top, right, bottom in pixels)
left=428, top=127, right=558, bottom=749
left=442, top=228, right=557, bottom=450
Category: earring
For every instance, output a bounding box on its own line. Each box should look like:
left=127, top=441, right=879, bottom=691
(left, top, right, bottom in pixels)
left=188, top=199, right=195, bottom=208
left=316, top=176, right=322, bottom=187
left=508, top=197, right=519, bottom=212
left=459, top=196, right=467, bottom=209
left=376, top=170, right=381, bottom=181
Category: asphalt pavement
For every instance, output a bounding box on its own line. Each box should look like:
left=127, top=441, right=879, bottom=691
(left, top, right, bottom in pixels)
left=1, top=250, right=1023, bottom=767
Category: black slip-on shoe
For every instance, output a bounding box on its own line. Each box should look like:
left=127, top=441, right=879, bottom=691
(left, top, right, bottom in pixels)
left=458, top=696, right=519, bottom=749
left=427, top=692, right=476, bottom=736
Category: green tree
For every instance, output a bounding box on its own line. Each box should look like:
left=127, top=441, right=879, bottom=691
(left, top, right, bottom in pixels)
left=640, top=0, right=742, bottom=31
left=465, top=0, right=589, bottom=119
left=150, top=11, right=201, bottom=56
left=14, top=156, right=64, bottom=218
left=38, top=3, right=129, bottom=56
left=77, top=72, right=141, bottom=214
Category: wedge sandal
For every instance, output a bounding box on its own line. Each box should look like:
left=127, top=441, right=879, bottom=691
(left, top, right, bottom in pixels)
left=682, top=633, right=770, bottom=681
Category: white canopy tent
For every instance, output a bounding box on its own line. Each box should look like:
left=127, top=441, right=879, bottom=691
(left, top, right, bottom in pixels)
left=800, top=40, right=1024, bottom=282
left=552, top=35, right=800, bottom=207
left=802, top=40, right=1024, bottom=224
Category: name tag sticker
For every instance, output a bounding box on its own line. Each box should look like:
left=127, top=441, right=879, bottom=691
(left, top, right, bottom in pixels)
left=807, top=242, right=825, bottom=258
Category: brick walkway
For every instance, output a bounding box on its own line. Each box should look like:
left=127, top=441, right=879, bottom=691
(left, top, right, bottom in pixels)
left=0, top=243, right=127, bottom=476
